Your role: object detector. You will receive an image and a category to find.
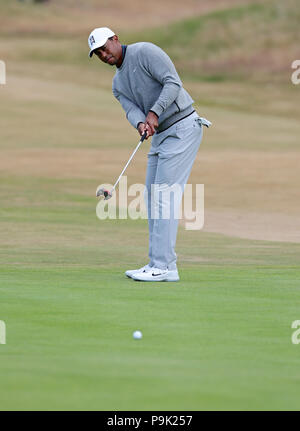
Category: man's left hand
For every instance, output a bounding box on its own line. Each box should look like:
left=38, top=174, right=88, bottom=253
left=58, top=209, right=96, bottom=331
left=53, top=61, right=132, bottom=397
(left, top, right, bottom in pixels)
left=145, top=111, right=159, bottom=136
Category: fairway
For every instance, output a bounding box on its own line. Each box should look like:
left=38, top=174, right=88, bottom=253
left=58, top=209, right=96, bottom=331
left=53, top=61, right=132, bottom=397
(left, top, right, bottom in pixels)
left=1, top=0, right=300, bottom=411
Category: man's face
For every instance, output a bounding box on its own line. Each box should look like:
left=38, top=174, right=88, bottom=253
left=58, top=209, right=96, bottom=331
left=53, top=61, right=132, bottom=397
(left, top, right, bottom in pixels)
left=94, top=36, right=122, bottom=66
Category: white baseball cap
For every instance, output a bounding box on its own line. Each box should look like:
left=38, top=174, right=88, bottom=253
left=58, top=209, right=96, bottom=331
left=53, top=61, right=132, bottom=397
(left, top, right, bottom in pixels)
left=88, top=27, right=115, bottom=58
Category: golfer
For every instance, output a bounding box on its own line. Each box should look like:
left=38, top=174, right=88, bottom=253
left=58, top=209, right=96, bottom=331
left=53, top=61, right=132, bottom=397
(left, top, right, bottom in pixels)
left=89, top=27, right=210, bottom=282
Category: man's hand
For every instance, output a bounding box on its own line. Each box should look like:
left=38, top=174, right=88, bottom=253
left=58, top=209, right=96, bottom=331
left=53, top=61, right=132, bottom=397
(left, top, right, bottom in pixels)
left=146, top=111, right=159, bottom=136
left=138, top=111, right=159, bottom=139
left=137, top=122, right=148, bottom=139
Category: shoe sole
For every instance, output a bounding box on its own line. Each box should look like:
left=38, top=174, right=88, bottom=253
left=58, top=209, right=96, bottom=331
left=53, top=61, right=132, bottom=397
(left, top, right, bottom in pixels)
left=125, top=270, right=150, bottom=279
left=132, top=276, right=180, bottom=282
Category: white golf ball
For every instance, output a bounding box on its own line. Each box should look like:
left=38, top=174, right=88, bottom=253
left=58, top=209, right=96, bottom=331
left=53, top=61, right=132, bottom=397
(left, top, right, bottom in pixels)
left=133, top=330, right=142, bottom=340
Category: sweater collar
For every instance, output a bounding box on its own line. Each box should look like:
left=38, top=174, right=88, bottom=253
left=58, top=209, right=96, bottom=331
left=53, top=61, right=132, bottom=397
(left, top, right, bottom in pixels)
left=117, top=45, right=127, bottom=69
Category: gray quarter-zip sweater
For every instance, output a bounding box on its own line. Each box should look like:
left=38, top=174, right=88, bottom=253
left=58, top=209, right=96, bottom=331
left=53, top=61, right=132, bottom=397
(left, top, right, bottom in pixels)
left=112, top=42, right=194, bottom=132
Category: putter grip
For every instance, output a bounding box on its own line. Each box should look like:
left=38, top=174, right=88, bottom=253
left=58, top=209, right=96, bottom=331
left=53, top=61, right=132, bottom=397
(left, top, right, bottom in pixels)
left=141, top=131, right=147, bottom=142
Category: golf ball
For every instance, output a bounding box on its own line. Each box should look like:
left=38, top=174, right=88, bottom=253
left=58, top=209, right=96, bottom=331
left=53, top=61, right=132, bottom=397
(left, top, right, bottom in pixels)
left=133, top=330, right=142, bottom=340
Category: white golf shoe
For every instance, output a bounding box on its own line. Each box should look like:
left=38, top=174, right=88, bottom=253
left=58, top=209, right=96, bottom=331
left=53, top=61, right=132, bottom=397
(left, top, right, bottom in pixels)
left=132, top=267, right=180, bottom=282
left=125, top=264, right=152, bottom=279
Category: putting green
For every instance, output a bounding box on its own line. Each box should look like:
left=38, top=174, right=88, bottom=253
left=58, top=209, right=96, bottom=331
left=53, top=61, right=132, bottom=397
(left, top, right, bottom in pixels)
left=1, top=260, right=300, bottom=410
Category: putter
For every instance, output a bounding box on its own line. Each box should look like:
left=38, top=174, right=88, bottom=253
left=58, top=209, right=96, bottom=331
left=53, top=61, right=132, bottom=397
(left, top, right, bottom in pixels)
left=96, top=131, right=147, bottom=200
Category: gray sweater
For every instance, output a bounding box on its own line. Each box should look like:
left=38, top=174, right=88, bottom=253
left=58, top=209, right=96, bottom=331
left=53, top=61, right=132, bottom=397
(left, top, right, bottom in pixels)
left=112, top=42, right=194, bottom=132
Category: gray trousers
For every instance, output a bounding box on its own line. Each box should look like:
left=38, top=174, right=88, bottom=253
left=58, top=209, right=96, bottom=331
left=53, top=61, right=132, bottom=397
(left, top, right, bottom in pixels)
left=145, top=111, right=203, bottom=270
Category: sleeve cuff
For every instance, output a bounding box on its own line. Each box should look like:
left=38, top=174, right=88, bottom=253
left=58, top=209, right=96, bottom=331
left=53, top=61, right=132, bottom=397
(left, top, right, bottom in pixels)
left=150, top=103, right=164, bottom=118
left=149, top=110, right=159, bottom=118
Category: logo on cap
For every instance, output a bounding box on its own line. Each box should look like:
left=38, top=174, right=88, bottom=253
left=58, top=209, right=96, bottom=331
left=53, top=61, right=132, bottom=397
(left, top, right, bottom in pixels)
left=89, top=35, right=95, bottom=45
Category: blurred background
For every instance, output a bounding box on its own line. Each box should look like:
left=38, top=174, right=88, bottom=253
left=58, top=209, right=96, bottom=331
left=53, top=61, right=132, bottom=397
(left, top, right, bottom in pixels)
left=1, top=0, right=299, bottom=244
left=1, top=0, right=300, bottom=411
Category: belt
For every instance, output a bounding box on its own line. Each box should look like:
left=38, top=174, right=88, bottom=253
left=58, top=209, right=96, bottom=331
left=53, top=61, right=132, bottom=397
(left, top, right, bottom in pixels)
left=156, top=107, right=195, bottom=134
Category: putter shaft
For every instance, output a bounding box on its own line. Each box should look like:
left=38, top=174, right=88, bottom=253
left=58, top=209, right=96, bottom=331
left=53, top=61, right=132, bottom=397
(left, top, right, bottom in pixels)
left=111, top=131, right=147, bottom=192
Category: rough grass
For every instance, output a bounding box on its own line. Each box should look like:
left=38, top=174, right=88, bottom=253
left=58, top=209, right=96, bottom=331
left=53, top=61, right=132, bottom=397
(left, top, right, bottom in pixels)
left=1, top=0, right=299, bottom=92
left=1, top=0, right=299, bottom=83
left=129, top=0, right=300, bottom=82
left=0, top=0, right=253, bottom=35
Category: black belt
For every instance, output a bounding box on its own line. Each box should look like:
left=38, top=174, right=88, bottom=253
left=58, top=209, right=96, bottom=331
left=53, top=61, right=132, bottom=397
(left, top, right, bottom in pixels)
left=156, top=109, right=196, bottom=134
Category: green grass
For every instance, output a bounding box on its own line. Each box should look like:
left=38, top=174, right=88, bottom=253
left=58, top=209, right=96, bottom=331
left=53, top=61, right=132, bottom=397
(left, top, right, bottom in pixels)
left=1, top=172, right=300, bottom=410
left=1, top=166, right=300, bottom=410
left=1, top=264, right=300, bottom=410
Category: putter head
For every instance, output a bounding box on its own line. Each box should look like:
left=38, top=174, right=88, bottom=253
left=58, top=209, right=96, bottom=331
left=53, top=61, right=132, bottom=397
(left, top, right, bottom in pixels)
left=96, top=187, right=113, bottom=200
